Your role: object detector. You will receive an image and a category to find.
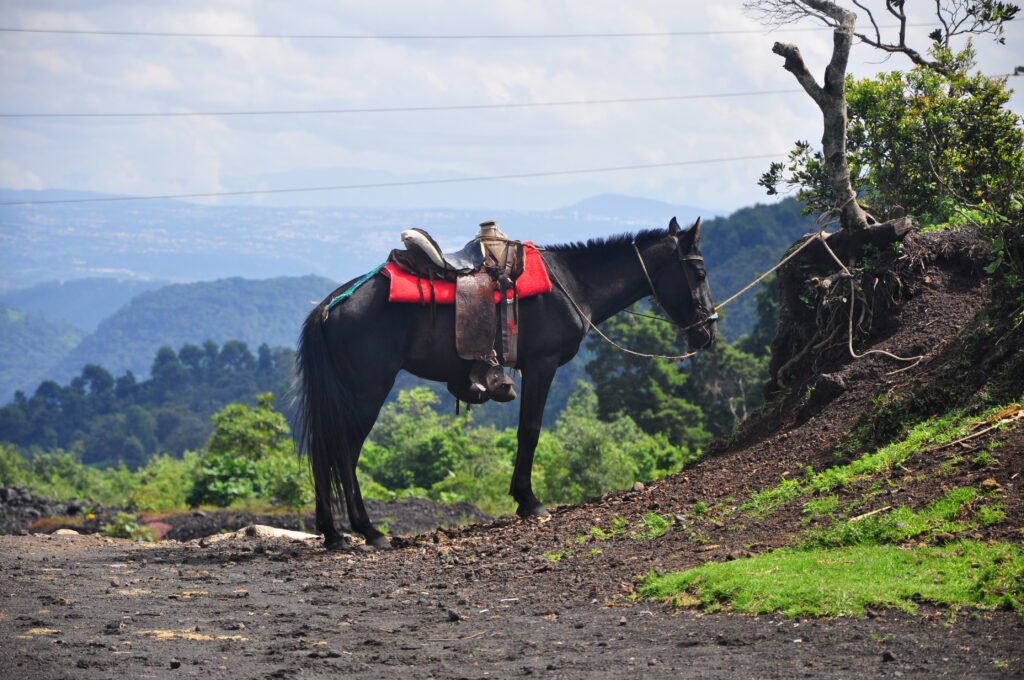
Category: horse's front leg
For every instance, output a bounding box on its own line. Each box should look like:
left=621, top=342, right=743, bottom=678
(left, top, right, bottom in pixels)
left=510, top=357, right=558, bottom=517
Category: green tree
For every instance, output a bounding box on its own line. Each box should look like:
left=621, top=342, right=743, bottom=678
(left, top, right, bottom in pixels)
left=686, top=338, right=769, bottom=435
left=585, top=306, right=710, bottom=451
left=735, top=276, right=779, bottom=359
left=762, top=47, right=1023, bottom=223
left=534, top=382, right=696, bottom=504
left=362, top=387, right=464, bottom=491
left=428, top=426, right=518, bottom=515
left=128, top=451, right=201, bottom=512
left=188, top=393, right=311, bottom=509
left=0, top=443, right=29, bottom=486
left=760, top=44, right=1024, bottom=292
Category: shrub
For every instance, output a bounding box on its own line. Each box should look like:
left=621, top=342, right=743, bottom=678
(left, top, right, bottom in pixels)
left=100, top=513, right=155, bottom=542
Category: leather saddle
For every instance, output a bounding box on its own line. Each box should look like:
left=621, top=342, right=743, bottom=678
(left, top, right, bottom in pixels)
left=388, top=224, right=525, bottom=405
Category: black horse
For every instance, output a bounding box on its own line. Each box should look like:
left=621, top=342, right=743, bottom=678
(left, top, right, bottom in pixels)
left=296, top=217, right=718, bottom=548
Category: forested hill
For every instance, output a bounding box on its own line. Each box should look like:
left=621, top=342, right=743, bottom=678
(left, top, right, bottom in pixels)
left=697, top=198, right=815, bottom=339
left=0, top=339, right=295, bottom=469
left=0, top=278, right=167, bottom=333
left=0, top=304, right=85, bottom=405
left=45, top=275, right=337, bottom=388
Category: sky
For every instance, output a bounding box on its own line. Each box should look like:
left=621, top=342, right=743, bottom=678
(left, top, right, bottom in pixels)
left=0, top=1, right=1021, bottom=214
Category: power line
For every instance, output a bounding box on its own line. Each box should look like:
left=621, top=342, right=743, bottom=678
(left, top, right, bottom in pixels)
left=0, top=24, right=926, bottom=40
left=0, top=89, right=803, bottom=119
left=0, top=153, right=786, bottom=206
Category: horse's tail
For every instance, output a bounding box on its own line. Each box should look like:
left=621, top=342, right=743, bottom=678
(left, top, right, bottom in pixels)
left=295, top=304, right=358, bottom=518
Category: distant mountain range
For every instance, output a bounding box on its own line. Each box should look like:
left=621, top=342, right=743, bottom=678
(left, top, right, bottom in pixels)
left=0, top=191, right=814, bottom=404
left=0, top=278, right=167, bottom=332
left=1, top=304, right=86, bottom=403
left=46, top=275, right=338, bottom=389
left=0, top=189, right=712, bottom=291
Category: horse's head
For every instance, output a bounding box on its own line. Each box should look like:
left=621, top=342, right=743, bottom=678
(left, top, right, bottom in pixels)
left=650, top=216, right=718, bottom=350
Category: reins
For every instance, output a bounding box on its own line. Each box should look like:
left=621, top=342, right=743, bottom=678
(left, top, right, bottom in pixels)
left=541, top=238, right=721, bottom=361
left=542, top=221, right=832, bottom=362
left=568, top=208, right=923, bottom=371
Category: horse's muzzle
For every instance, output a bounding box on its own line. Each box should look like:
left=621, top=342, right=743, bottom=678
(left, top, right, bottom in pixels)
left=687, top=316, right=717, bottom=351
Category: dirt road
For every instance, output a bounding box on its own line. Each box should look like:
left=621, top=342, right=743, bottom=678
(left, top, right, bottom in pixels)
left=2, top=527, right=1022, bottom=679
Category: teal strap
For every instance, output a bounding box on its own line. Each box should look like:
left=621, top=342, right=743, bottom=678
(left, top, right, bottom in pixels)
left=325, top=263, right=386, bottom=312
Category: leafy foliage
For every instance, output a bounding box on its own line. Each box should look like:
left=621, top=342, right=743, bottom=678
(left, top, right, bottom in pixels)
left=586, top=290, right=773, bottom=442
left=362, top=388, right=466, bottom=491
left=585, top=309, right=710, bottom=447
left=0, top=340, right=295, bottom=469
left=760, top=45, right=1024, bottom=286
left=99, top=513, right=155, bottom=542
left=188, top=394, right=312, bottom=510
left=534, top=382, right=697, bottom=504
left=359, top=383, right=699, bottom=515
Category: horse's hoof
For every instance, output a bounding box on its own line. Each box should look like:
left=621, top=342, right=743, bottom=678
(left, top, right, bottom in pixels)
left=516, top=502, right=550, bottom=519
left=323, top=535, right=350, bottom=551
left=365, top=534, right=391, bottom=549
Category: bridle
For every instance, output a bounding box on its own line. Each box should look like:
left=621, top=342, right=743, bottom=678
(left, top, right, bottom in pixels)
left=539, top=229, right=720, bottom=361
left=632, top=232, right=719, bottom=335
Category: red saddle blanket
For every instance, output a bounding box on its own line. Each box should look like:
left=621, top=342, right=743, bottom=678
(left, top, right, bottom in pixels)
left=383, top=242, right=552, bottom=304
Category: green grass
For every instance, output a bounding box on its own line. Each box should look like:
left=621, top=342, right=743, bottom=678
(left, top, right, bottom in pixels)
left=640, top=541, right=1024, bottom=618
left=633, top=512, right=670, bottom=540
left=799, top=487, right=983, bottom=549
left=543, top=549, right=572, bottom=562
left=800, top=494, right=840, bottom=525
left=738, top=400, right=1019, bottom=517
left=978, top=503, right=1006, bottom=527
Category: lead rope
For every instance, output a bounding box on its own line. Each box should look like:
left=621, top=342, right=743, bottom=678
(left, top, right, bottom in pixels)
left=545, top=263, right=702, bottom=361
left=543, top=240, right=718, bottom=361
left=544, top=219, right=835, bottom=361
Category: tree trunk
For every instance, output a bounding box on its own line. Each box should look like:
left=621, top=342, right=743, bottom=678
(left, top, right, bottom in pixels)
left=771, top=7, right=869, bottom=232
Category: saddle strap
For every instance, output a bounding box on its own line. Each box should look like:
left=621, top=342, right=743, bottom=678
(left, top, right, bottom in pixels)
left=496, top=266, right=519, bottom=367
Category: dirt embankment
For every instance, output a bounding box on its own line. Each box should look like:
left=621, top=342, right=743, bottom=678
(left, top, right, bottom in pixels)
left=2, top=223, right=1022, bottom=679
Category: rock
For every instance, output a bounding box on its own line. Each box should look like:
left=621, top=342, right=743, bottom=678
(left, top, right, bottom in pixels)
left=54, top=529, right=80, bottom=536
left=807, top=373, right=846, bottom=409
left=200, top=525, right=321, bottom=544
left=632, top=482, right=645, bottom=492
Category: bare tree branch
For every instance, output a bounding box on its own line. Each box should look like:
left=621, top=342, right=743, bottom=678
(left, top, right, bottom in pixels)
left=749, top=1, right=1019, bottom=76
left=772, top=42, right=827, bottom=106
left=852, top=0, right=882, bottom=44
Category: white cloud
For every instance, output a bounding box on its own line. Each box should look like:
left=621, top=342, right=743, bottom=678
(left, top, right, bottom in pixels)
left=0, top=159, right=43, bottom=189
left=0, top=1, right=1020, bottom=212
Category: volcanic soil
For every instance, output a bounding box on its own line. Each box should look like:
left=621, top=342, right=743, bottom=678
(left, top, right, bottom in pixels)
left=1, top=226, right=1022, bottom=679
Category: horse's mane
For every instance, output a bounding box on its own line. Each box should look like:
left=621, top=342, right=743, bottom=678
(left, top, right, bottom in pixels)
left=543, top=227, right=668, bottom=254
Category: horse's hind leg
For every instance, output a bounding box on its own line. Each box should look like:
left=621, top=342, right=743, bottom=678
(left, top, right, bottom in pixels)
left=340, top=378, right=399, bottom=548
left=341, top=459, right=389, bottom=547
left=315, top=482, right=347, bottom=550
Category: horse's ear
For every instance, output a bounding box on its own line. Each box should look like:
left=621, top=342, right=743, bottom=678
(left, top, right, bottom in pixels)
left=668, top=216, right=681, bottom=234
left=677, top=217, right=700, bottom=250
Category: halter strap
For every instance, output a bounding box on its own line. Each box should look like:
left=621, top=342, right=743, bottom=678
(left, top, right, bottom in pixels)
left=632, top=238, right=718, bottom=333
